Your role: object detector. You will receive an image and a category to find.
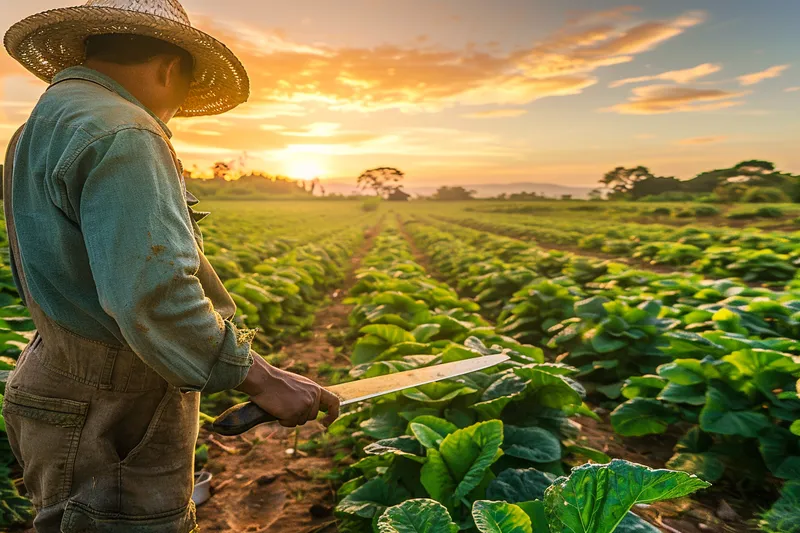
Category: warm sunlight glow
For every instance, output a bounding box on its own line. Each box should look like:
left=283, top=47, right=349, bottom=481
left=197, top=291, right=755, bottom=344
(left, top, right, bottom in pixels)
left=285, top=159, right=326, bottom=181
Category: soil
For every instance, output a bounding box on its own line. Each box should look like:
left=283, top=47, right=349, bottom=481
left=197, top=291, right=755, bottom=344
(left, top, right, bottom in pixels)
left=194, top=227, right=378, bottom=533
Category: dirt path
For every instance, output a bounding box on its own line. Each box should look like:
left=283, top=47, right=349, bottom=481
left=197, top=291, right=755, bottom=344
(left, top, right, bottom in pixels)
left=195, top=227, right=378, bottom=533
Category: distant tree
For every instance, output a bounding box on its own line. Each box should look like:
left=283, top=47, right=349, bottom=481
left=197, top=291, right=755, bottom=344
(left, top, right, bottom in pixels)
left=600, top=166, right=653, bottom=198
left=309, top=177, right=326, bottom=196
left=588, top=188, right=603, bottom=201
left=561, top=194, right=573, bottom=201
left=212, top=161, right=232, bottom=181
left=734, top=160, right=775, bottom=173
left=357, top=167, right=405, bottom=196
left=629, top=176, right=683, bottom=200
left=431, top=186, right=477, bottom=201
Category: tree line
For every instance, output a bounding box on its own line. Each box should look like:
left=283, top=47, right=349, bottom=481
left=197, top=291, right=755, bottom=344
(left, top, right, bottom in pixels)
left=599, top=160, right=800, bottom=203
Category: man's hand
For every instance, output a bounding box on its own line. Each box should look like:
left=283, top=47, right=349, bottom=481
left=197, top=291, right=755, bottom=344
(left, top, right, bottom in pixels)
left=236, top=353, right=340, bottom=427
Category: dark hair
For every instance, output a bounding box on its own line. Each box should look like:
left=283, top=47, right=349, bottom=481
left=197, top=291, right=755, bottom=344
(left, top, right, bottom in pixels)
left=84, top=34, right=194, bottom=79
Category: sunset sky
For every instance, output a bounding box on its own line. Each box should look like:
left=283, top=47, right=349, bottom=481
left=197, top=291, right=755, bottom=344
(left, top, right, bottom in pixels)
left=1, top=1, right=799, bottom=187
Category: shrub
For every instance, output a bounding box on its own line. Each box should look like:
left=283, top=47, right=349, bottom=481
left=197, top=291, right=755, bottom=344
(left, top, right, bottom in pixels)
left=651, top=207, right=672, bottom=216
left=675, top=210, right=694, bottom=218
left=694, top=205, right=720, bottom=217
left=727, top=209, right=758, bottom=220
left=756, top=206, right=784, bottom=218
left=361, top=197, right=381, bottom=212
left=742, top=186, right=792, bottom=204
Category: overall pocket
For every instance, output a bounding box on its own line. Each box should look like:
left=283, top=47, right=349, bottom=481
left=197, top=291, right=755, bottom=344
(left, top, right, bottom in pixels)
left=2, top=386, right=88, bottom=508
left=119, top=386, right=200, bottom=515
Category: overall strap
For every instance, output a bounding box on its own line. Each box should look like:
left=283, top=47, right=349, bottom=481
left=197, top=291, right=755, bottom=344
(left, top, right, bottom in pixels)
left=3, top=124, right=32, bottom=305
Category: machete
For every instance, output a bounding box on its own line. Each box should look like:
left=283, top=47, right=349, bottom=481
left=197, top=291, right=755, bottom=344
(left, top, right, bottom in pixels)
left=212, top=353, right=509, bottom=436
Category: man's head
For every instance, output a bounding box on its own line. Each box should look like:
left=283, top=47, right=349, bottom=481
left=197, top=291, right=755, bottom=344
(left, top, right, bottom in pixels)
left=83, top=34, right=195, bottom=122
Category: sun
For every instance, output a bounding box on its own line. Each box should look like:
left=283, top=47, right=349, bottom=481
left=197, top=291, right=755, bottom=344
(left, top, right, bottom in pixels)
left=285, top=159, right=326, bottom=181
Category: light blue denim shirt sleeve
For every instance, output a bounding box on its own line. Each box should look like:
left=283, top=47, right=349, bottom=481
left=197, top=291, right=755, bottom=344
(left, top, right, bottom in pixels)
left=70, top=124, right=253, bottom=393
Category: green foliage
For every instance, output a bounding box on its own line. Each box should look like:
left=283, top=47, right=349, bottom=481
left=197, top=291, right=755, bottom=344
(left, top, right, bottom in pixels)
left=544, top=460, right=709, bottom=533
left=377, top=499, right=458, bottom=533
left=759, top=481, right=800, bottom=533
left=742, top=186, right=791, bottom=204
left=377, top=461, right=707, bottom=533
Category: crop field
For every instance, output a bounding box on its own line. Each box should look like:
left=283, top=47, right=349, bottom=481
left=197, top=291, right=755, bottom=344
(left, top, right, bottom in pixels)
left=2, top=199, right=800, bottom=533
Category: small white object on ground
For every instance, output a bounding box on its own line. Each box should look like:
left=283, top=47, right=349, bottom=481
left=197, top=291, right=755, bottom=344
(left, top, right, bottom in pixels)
left=192, top=471, right=213, bottom=506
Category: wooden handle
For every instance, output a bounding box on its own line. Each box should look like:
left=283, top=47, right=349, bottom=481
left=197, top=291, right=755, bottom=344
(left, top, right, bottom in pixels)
left=211, top=401, right=278, bottom=436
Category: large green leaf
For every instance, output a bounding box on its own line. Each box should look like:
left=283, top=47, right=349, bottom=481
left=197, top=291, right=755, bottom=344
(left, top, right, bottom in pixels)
left=352, top=335, right=390, bottom=365
left=412, top=324, right=442, bottom=343
left=421, top=420, right=504, bottom=506
left=544, top=460, right=710, bottom=533
left=699, top=385, right=771, bottom=438
left=759, top=427, right=800, bottom=479
left=486, top=469, right=555, bottom=502
left=361, top=324, right=416, bottom=345
left=409, top=416, right=459, bottom=449
left=336, top=477, right=411, bottom=520
left=610, top=399, right=679, bottom=437
left=472, top=501, right=532, bottom=533
left=377, top=499, right=458, bottom=533
left=503, top=426, right=562, bottom=464
left=657, top=383, right=706, bottom=406
left=657, top=359, right=709, bottom=386
left=403, top=382, right=476, bottom=406
left=621, top=375, right=666, bottom=400
left=512, top=368, right=583, bottom=409
left=364, top=436, right=426, bottom=463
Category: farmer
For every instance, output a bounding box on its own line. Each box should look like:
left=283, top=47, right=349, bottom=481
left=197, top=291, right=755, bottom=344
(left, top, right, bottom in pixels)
left=1, top=0, right=340, bottom=531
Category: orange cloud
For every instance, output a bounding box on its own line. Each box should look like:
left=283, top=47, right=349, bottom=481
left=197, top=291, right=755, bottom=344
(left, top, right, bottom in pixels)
left=462, top=109, right=528, bottom=119
left=785, top=86, right=800, bottom=92
left=677, top=135, right=728, bottom=145
left=189, top=10, right=705, bottom=115
left=606, top=85, right=748, bottom=114
left=610, top=63, right=721, bottom=88
left=738, top=65, right=790, bottom=86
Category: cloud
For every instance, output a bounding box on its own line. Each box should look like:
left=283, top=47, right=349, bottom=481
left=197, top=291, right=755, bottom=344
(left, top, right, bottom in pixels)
left=606, top=84, right=748, bottom=114
left=520, top=11, right=705, bottom=79
left=677, top=135, right=728, bottom=145
left=786, top=86, right=800, bottom=92
left=462, top=109, right=528, bottom=119
left=187, top=9, right=705, bottom=115
left=610, top=63, right=721, bottom=88
left=738, top=64, right=790, bottom=86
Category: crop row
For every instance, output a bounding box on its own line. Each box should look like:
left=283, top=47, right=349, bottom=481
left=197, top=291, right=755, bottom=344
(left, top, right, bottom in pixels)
left=330, top=225, right=707, bottom=533
left=439, top=213, right=800, bottom=284
left=401, top=215, right=800, bottom=529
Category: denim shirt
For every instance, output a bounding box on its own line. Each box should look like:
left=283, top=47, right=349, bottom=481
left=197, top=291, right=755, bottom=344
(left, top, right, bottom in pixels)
left=8, top=66, right=253, bottom=393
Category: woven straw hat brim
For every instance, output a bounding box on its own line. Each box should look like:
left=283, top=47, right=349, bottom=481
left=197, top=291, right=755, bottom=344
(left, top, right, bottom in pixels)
left=4, top=6, right=250, bottom=117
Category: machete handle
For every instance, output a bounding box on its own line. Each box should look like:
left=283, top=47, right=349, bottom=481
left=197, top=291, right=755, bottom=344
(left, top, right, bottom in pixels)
left=212, top=401, right=277, bottom=436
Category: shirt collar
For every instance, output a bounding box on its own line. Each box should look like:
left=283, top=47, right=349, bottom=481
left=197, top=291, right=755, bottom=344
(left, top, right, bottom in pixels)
left=51, top=66, right=173, bottom=138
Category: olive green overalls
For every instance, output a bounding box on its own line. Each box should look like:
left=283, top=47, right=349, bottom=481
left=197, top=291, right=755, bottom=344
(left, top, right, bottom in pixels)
left=2, top=124, right=237, bottom=532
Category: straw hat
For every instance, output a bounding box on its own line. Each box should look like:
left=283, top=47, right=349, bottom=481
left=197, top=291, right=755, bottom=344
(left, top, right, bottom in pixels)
left=3, top=0, right=250, bottom=117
